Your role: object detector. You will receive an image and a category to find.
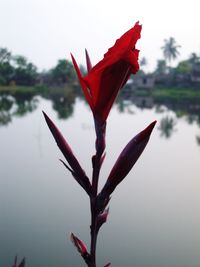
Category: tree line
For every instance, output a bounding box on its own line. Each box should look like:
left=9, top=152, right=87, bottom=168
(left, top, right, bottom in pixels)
left=0, top=48, right=79, bottom=87
left=139, top=37, right=200, bottom=87
left=1, top=37, right=200, bottom=88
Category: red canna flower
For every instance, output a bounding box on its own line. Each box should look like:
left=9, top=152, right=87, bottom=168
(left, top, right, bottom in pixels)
left=71, top=22, right=142, bottom=123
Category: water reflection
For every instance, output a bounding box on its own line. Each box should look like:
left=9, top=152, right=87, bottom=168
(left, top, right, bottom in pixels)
left=45, top=87, right=76, bottom=119
left=196, top=135, right=200, bottom=145
left=0, top=95, right=13, bottom=125
left=0, top=93, right=38, bottom=126
left=0, top=87, right=200, bottom=267
left=0, top=87, right=200, bottom=138
left=158, top=116, right=177, bottom=139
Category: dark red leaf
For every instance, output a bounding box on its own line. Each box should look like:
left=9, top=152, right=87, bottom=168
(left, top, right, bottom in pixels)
left=103, top=263, right=111, bottom=267
left=70, top=233, right=91, bottom=265
left=100, top=121, right=156, bottom=197
left=43, top=111, right=91, bottom=194
left=70, top=233, right=88, bottom=255
left=97, top=208, right=109, bottom=232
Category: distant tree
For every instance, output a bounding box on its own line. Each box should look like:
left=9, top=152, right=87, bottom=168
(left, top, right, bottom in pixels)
left=51, top=59, right=76, bottom=85
left=0, top=48, right=11, bottom=64
left=155, top=59, right=168, bottom=75
left=188, top=52, right=200, bottom=66
left=13, top=55, right=38, bottom=85
left=161, top=37, right=181, bottom=65
left=176, top=60, right=192, bottom=75
left=0, top=48, right=14, bottom=85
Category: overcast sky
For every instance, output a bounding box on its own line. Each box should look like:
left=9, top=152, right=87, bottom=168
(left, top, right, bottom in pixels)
left=1, top=0, right=200, bottom=72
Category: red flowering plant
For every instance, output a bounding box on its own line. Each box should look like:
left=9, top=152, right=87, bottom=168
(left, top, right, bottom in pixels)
left=43, top=21, right=156, bottom=267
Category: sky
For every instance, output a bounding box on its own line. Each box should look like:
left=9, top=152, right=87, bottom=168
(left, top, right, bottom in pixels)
left=1, top=0, right=200, bottom=72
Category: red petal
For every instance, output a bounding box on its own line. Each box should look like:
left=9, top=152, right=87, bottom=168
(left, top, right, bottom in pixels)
left=71, top=53, right=93, bottom=109
left=83, top=22, right=142, bottom=122
left=93, top=21, right=142, bottom=72
left=100, top=121, right=156, bottom=197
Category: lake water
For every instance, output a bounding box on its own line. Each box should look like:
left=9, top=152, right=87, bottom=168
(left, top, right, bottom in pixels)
left=0, top=91, right=200, bottom=267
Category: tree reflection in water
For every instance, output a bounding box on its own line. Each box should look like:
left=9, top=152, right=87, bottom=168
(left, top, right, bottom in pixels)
left=0, top=95, right=14, bottom=125
left=1, top=88, right=200, bottom=144
left=158, top=115, right=177, bottom=138
left=0, top=93, right=38, bottom=126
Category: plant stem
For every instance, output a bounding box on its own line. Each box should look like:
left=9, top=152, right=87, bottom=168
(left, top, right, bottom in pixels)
left=88, top=117, right=106, bottom=267
left=89, top=156, right=101, bottom=267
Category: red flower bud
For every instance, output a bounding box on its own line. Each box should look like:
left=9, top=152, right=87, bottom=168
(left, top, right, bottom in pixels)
left=100, top=121, right=156, bottom=197
left=71, top=22, right=142, bottom=123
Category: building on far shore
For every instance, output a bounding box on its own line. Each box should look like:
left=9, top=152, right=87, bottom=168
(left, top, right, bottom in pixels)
left=128, top=74, right=155, bottom=90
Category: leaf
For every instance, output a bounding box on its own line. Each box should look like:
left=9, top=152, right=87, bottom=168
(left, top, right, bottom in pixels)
left=70, top=233, right=91, bottom=265
left=85, top=49, right=92, bottom=73
left=70, top=233, right=88, bottom=255
left=100, top=121, right=156, bottom=197
left=43, top=112, right=91, bottom=194
left=96, top=208, right=109, bottom=233
left=103, top=263, right=111, bottom=267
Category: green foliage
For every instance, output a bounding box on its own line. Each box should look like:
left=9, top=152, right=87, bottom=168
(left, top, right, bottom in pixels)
left=176, top=60, right=192, bottom=74
left=155, top=59, right=168, bottom=75
left=50, top=59, right=76, bottom=85
left=0, top=48, right=38, bottom=86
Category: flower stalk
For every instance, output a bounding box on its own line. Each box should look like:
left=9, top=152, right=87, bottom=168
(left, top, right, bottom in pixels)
left=43, top=21, right=156, bottom=267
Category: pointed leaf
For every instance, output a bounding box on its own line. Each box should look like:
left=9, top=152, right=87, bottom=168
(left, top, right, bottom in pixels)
left=70, top=233, right=91, bottom=265
left=97, top=208, right=109, bottom=232
left=100, top=121, right=156, bottom=197
left=85, top=49, right=92, bottom=73
left=70, top=233, right=88, bottom=255
left=43, top=112, right=91, bottom=194
left=103, top=263, right=111, bottom=267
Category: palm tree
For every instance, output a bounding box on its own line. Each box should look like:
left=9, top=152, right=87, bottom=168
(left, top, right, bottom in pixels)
left=161, top=37, right=181, bottom=65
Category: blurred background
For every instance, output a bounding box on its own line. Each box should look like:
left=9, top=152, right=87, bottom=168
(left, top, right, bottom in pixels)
left=0, top=0, right=200, bottom=267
